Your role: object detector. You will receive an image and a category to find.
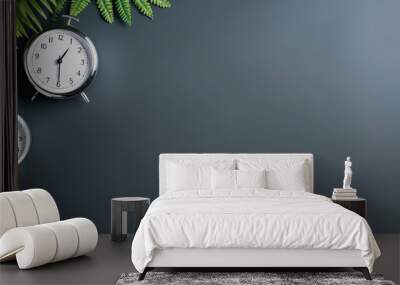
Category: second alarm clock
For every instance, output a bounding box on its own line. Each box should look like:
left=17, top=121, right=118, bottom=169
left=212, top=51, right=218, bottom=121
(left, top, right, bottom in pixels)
left=18, top=115, right=31, bottom=164
left=24, top=16, right=98, bottom=103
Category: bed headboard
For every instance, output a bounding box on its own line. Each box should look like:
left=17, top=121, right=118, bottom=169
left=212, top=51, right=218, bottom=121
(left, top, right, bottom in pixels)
left=159, top=153, right=314, bottom=195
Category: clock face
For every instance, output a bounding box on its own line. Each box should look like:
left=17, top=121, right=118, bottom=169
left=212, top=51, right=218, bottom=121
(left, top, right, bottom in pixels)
left=17, top=116, right=31, bottom=164
left=24, top=28, right=98, bottom=97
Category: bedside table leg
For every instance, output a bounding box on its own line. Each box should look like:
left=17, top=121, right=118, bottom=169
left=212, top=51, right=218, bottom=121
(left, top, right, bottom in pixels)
left=111, top=202, right=123, bottom=241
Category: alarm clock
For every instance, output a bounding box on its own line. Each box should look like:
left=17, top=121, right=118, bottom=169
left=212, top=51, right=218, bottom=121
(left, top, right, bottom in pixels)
left=17, top=115, right=31, bottom=164
left=24, top=17, right=98, bottom=103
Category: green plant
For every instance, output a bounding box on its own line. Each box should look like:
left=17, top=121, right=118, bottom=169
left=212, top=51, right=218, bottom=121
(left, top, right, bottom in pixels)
left=16, top=0, right=171, bottom=38
left=16, top=0, right=64, bottom=38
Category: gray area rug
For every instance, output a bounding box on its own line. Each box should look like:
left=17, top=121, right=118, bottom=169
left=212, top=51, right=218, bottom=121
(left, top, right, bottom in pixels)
left=116, top=272, right=396, bottom=285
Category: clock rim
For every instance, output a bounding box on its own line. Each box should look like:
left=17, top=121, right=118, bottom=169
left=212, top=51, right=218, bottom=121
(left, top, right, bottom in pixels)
left=17, top=115, right=31, bottom=164
left=23, top=26, right=98, bottom=99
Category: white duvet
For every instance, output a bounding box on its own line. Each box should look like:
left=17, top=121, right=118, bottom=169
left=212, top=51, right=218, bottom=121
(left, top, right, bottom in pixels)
left=131, top=190, right=380, bottom=273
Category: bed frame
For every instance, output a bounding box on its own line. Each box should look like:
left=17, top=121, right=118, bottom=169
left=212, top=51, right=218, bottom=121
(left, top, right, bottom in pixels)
left=139, top=154, right=371, bottom=280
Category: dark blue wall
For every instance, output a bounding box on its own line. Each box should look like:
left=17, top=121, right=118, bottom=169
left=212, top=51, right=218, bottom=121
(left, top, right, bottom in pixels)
left=19, top=0, right=400, bottom=233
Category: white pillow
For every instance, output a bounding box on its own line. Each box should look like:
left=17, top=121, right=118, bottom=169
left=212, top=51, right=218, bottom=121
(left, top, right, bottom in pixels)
left=211, top=169, right=267, bottom=190
left=211, top=169, right=236, bottom=189
left=237, top=159, right=308, bottom=191
left=166, top=160, right=235, bottom=191
left=237, top=169, right=267, bottom=188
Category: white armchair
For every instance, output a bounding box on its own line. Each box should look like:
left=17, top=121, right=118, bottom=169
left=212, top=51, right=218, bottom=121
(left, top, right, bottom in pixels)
left=0, top=189, right=98, bottom=269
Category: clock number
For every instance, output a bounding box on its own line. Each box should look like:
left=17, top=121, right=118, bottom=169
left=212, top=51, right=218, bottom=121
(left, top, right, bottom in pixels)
left=46, top=77, right=50, bottom=83
left=70, top=38, right=73, bottom=45
left=81, top=59, right=85, bottom=65
left=69, top=77, right=74, bottom=85
left=77, top=47, right=82, bottom=53
left=36, top=67, right=42, bottom=74
left=56, top=81, right=61, bottom=87
left=48, top=36, right=54, bottom=43
left=41, top=43, right=47, bottom=49
left=58, top=34, right=64, bottom=40
left=77, top=70, right=81, bottom=76
left=34, top=53, right=39, bottom=59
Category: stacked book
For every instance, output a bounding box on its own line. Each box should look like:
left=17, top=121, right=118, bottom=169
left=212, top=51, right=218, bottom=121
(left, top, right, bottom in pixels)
left=332, top=188, right=358, bottom=200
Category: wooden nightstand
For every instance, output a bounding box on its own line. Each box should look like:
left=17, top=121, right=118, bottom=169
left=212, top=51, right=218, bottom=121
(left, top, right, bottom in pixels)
left=332, top=198, right=367, bottom=218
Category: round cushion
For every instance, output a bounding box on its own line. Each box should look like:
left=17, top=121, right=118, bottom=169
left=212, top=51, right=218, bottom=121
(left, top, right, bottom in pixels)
left=65, top=218, right=98, bottom=257
left=0, top=196, right=16, bottom=237
left=0, top=218, right=97, bottom=269
left=0, top=226, right=57, bottom=269
left=23, top=189, right=60, bottom=224
left=0, top=191, right=39, bottom=227
left=42, top=221, right=79, bottom=262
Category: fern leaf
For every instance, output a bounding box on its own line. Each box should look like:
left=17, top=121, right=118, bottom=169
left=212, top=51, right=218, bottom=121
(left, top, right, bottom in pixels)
left=54, top=0, right=67, bottom=15
left=149, top=0, right=170, bottom=8
left=134, top=0, right=152, bottom=19
left=70, top=0, right=91, bottom=16
left=46, top=0, right=57, bottom=8
left=18, top=10, right=39, bottom=34
left=25, top=2, right=43, bottom=31
left=96, top=0, right=114, bottom=23
left=16, top=29, right=22, bottom=38
left=115, top=0, right=132, bottom=26
left=17, top=0, right=41, bottom=32
left=16, top=17, right=29, bottom=38
left=29, top=0, right=47, bottom=19
left=16, top=0, right=58, bottom=38
left=39, top=0, right=54, bottom=13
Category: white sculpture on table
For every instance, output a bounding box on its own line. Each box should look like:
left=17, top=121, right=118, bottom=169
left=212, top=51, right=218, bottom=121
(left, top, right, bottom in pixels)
left=343, top=156, right=353, bottom=189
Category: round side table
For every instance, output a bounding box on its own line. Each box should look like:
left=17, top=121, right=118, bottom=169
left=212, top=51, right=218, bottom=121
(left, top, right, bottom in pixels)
left=111, top=197, right=150, bottom=242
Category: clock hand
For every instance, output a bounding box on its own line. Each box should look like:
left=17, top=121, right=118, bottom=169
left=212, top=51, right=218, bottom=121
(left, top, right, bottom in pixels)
left=55, top=49, right=68, bottom=87
left=57, top=56, right=61, bottom=86
left=56, top=48, right=69, bottom=65
left=60, top=48, right=69, bottom=61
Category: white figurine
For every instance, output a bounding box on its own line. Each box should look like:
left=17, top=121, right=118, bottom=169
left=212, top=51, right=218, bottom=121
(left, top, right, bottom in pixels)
left=343, top=156, right=353, bottom=189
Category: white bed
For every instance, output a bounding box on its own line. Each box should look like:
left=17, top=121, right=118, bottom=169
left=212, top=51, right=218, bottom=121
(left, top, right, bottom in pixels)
left=131, top=154, right=380, bottom=280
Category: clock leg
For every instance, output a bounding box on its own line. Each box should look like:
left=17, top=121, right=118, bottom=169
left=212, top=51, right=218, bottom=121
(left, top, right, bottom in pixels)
left=31, top=91, right=39, bottom=101
left=80, top=92, right=90, bottom=103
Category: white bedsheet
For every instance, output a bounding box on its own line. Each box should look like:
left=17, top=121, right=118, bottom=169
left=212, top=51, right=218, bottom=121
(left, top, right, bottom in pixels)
left=131, top=190, right=380, bottom=273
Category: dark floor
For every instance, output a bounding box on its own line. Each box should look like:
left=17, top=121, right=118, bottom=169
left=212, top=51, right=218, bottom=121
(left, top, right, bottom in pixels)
left=0, top=234, right=399, bottom=285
